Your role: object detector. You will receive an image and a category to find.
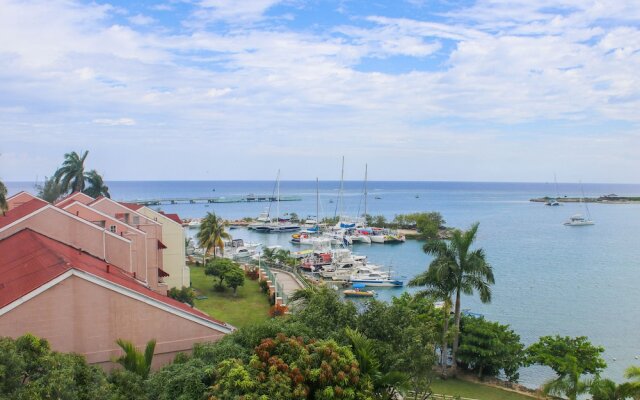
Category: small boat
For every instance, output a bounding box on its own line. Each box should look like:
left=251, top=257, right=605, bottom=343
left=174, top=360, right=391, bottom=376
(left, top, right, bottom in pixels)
left=349, top=269, right=403, bottom=287
left=374, top=196, right=382, bottom=199
left=564, top=184, right=594, bottom=226
left=415, top=195, right=420, bottom=198
left=187, top=219, right=201, bottom=229
left=344, top=284, right=375, bottom=297
left=564, top=214, right=594, bottom=226
left=545, top=198, right=560, bottom=206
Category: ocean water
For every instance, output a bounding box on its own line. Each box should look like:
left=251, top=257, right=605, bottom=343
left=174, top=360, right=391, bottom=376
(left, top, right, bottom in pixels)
left=7, top=180, right=640, bottom=387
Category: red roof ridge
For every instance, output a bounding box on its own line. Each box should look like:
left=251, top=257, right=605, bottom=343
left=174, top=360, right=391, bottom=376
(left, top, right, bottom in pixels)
left=0, top=198, right=49, bottom=229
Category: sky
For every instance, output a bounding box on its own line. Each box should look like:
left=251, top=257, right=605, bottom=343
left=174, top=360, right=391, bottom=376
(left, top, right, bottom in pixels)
left=0, top=0, right=639, bottom=183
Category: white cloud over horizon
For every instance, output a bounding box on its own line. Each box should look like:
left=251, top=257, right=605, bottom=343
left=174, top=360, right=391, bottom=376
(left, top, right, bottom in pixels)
left=0, top=0, right=639, bottom=183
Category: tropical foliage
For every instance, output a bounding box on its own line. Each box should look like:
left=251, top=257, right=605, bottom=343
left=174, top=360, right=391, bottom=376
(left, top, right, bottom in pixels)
left=50, top=151, right=110, bottom=199
left=83, top=169, right=110, bottom=198
left=408, top=267, right=455, bottom=377
left=419, top=222, right=494, bottom=377
left=35, top=176, right=65, bottom=203
left=115, top=339, right=157, bottom=379
left=0, top=179, right=7, bottom=215
left=0, top=334, right=111, bottom=399
left=167, top=286, right=196, bottom=306
left=197, top=212, right=230, bottom=262
left=205, top=258, right=244, bottom=293
left=527, top=335, right=607, bottom=400
left=457, top=316, right=526, bottom=381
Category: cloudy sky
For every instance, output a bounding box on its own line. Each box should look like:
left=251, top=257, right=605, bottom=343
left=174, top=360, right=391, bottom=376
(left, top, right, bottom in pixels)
left=1, top=0, right=639, bottom=182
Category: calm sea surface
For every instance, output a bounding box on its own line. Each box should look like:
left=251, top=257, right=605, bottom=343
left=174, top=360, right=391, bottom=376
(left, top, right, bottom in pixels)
left=8, top=180, right=640, bottom=387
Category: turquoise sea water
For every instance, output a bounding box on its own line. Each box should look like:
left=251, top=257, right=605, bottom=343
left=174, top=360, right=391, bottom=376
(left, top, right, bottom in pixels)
left=7, top=180, right=640, bottom=387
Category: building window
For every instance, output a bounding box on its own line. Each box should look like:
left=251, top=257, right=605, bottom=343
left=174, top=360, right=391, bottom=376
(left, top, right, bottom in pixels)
left=133, top=215, right=140, bottom=225
left=110, top=225, right=117, bottom=233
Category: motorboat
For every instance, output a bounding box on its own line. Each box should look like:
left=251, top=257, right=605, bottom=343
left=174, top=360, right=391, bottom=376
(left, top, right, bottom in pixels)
left=344, top=284, right=375, bottom=298
left=187, top=219, right=201, bottom=229
left=370, top=229, right=405, bottom=244
left=349, top=271, right=403, bottom=287
left=545, top=198, right=560, bottom=206
left=564, top=214, right=594, bottom=226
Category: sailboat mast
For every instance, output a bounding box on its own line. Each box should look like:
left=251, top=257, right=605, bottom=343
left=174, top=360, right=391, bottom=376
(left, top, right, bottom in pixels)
left=276, top=169, right=280, bottom=223
left=316, top=177, right=320, bottom=236
left=339, top=156, right=344, bottom=218
left=364, top=163, right=368, bottom=220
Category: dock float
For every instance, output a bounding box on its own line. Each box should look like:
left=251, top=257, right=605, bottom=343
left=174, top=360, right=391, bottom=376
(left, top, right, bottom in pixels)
left=124, top=195, right=302, bottom=206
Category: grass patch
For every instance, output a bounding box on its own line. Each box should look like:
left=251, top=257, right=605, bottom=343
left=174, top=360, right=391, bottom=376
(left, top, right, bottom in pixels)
left=190, top=264, right=271, bottom=328
left=430, top=378, right=538, bottom=400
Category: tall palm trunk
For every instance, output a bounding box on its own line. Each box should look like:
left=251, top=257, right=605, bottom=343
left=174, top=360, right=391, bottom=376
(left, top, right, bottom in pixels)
left=451, top=289, right=462, bottom=377
left=441, top=301, right=450, bottom=378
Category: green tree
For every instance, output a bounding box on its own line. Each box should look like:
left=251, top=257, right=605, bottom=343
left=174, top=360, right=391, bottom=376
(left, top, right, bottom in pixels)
left=108, top=369, right=149, bottom=400
left=209, top=334, right=374, bottom=399
left=408, top=267, right=455, bottom=378
left=167, top=286, right=195, bottom=306
left=589, top=376, right=640, bottom=400
left=457, top=316, right=526, bottom=381
left=225, top=266, right=245, bottom=295
left=292, top=286, right=357, bottom=340
left=0, top=334, right=111, bottom=399
left=0, top=179, right=7, bottom=215
left=83, top=169, right=110, bottom=198
left=205, top=258, right=238, bottom=289
left=115, top=339, right=156, bottom=379
left=345, top=327, right=408, bottom=399
left=421, top=222, right=494, bottom=377
left=197, top=212, right=230, bottom=262
left=35, top=176, right=65, bottom=203
left=146, top=357, right=210, bottom=400
left=54, top=150, right=89, bottom=193
left=373, top=215, right=387, bottom=227
left=414, top=212, right=445, bottom=240
left=527, top=335, right=606, bottom=400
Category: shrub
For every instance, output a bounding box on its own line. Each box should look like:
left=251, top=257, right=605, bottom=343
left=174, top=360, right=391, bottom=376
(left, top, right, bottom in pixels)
left=167, top=287, right=195, bottom=306
left=245, top=268, right=259, bottom=280
left=259, top=279, right=269, bottom=293
left=269, top=304, right=288, bottom=317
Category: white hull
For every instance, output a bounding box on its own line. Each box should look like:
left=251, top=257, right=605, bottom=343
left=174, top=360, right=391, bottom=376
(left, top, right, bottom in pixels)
left=370, top=235, right=385, bottom=243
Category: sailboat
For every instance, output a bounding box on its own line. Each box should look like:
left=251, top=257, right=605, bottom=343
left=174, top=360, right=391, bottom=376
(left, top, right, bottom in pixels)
left=564, top=183, right=594, bottom=226
left=545, top=174, right=561, bottom=206
left=350, top=164, right=372, bottom=244
left=255, top=170, right=301, bottom=233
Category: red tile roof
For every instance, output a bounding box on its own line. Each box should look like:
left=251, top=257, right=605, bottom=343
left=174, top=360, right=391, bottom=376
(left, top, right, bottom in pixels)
left=0, top=198, right=49, bottom=229
left=159, top=211, right=183, bottom=225
left=54, top=192, right=94, bottom=207
left=119, top=202, right=144, bottom=211
left=0, top=229, right=231, bottom=330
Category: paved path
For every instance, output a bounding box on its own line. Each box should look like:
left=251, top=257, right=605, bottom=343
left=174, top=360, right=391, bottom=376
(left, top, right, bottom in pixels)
left=270, top=269, right=305, bottom=300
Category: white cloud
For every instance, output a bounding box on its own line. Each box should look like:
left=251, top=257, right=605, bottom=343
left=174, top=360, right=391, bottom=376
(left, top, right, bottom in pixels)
left=128, top=14, right=156, bottom=26
left=0, top=0, right=639, bottom=182
left=93, top=118, right=136, bottom=126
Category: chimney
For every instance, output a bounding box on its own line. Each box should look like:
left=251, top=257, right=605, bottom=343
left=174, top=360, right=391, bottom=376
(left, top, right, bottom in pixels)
left=76, top=211, right=79, bottom=216
left=106, top=264, right=110, bottom=273
left=133, top=272, right=137, bottom=279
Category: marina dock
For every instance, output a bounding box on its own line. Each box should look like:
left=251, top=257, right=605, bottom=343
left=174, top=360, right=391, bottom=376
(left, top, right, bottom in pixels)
left=530, top=195, right=640, bottom=204
left=124, top=194, right=302, bottom=206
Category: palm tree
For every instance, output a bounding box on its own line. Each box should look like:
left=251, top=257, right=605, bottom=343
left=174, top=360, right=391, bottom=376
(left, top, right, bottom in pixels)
left=54, top=150, right=89, bottom=193
left=196, top=212, right=230, bottom=263
left=0, top=179, right=8, bottom=216
left=589, top=376, right=639, bottom=400
left=345, top=327, right=407, bottom=399
left=83, top=169, right=110, bottom=198
left=115, top=338, right=156, bottom=379
left=421, top=222, right=494, bottom=377
left=408, top=268, right=455, bottom=378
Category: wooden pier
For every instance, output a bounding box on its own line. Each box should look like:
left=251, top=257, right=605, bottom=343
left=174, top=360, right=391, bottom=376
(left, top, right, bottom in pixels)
left=125, top=194, right=302, bottom=206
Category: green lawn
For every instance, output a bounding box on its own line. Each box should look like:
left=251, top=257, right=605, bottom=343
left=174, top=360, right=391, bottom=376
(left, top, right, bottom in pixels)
left=190, top=264, right=271, bottom=328
left=430, top=378, right=539, bottom=400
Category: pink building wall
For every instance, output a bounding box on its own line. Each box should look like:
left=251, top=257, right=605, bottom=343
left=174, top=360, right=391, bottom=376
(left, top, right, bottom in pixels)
left=63, top=203, right=147, bottom=280
left=0, top=207, right=132, bottom=271
left=0, top=275, right=226, bottom=369
left=90, top=199, right=165, bottom=293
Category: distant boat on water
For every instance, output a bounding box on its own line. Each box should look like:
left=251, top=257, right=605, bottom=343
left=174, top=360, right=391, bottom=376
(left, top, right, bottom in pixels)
left=564, top=183, right=594, bottom=226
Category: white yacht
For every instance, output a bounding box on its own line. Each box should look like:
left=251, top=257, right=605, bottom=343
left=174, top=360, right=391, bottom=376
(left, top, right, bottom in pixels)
left=564, top=214, right=594, bottom=226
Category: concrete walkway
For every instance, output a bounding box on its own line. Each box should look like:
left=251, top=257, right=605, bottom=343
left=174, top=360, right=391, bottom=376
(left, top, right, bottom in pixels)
left=270, top=269, right=305, bottom=299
